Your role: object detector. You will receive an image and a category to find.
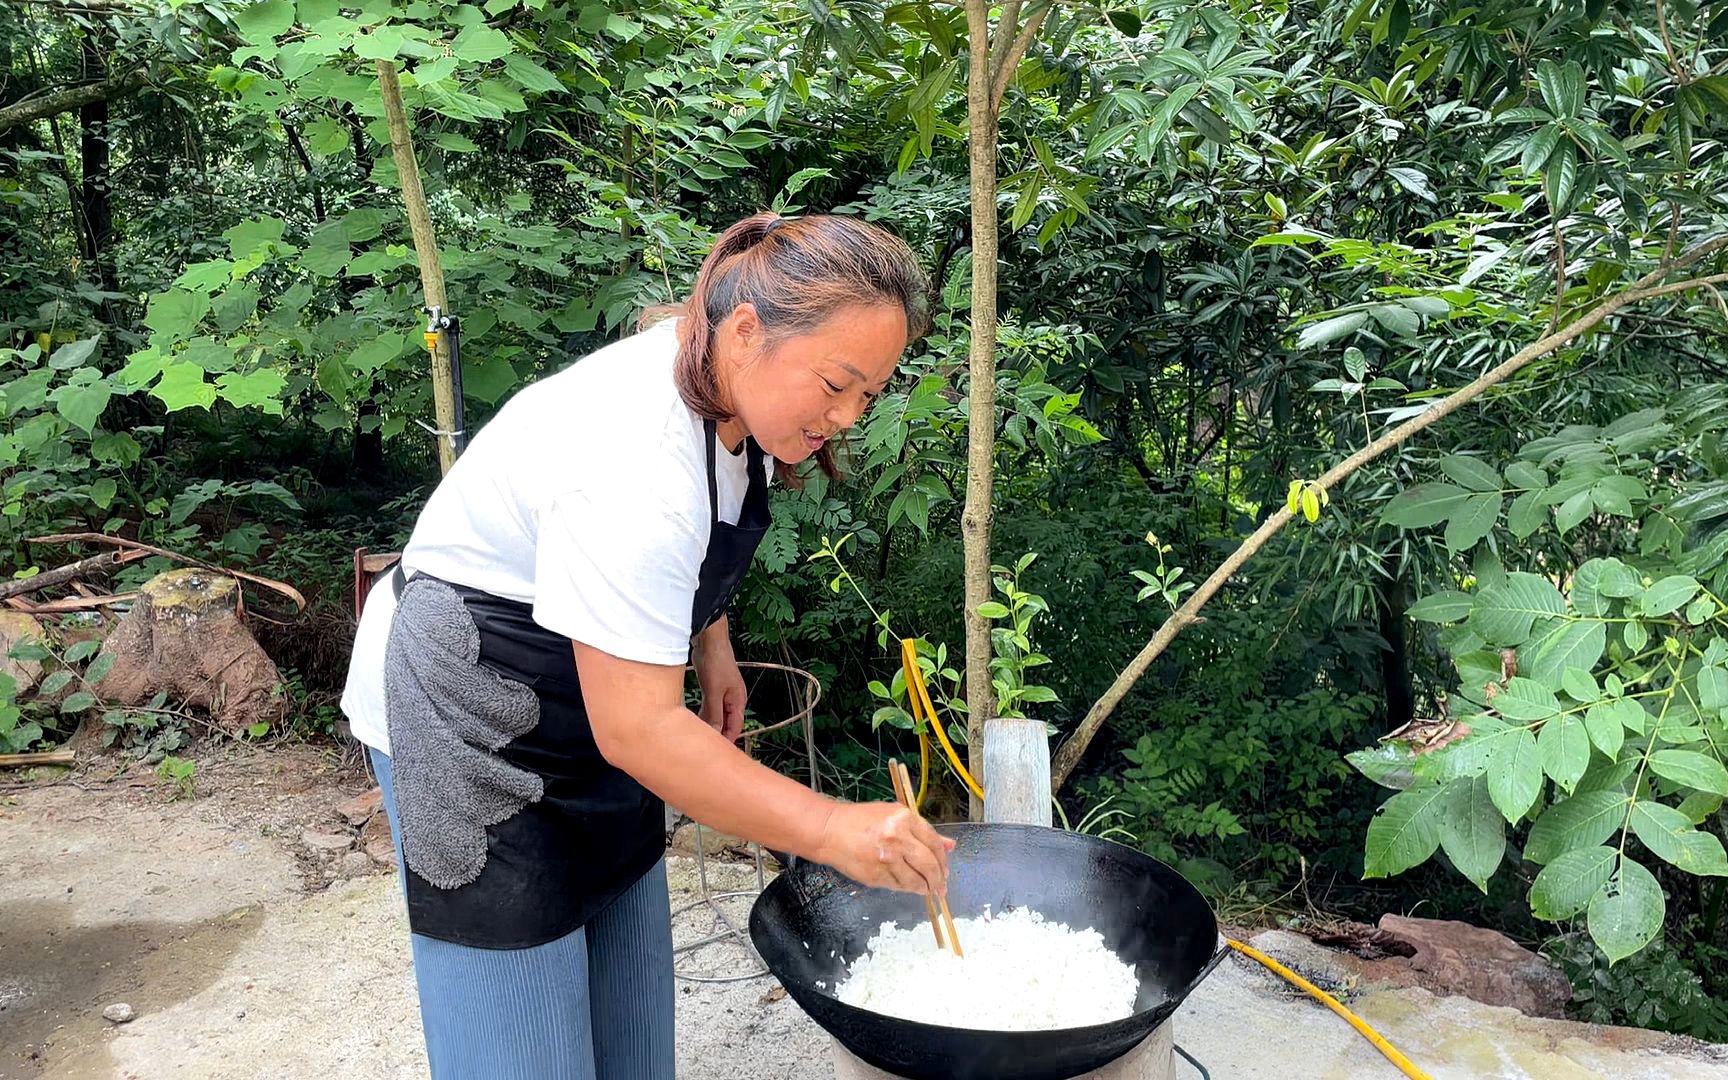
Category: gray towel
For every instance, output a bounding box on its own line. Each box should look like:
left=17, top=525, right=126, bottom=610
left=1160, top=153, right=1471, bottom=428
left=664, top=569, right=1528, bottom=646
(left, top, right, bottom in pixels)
left=384, top=577, right=544, bottom=889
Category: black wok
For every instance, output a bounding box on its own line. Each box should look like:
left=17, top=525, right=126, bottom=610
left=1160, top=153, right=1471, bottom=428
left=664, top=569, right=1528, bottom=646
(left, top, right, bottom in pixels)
left=748, top=823, right=1225, bottom=1080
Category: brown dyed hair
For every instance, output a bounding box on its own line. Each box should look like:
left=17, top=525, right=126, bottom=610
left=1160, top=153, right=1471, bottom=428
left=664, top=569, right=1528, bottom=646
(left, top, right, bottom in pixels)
left=642, top=212, right=930, bottom=481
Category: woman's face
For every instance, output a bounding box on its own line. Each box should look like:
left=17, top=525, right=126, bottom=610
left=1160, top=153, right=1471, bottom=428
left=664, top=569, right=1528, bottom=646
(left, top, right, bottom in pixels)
left=718, top=302, right=909, bottom=464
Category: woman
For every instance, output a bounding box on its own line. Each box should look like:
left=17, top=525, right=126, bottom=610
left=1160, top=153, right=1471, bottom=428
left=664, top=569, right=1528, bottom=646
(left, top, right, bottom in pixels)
left=339, top=212, right=954, bottom=1079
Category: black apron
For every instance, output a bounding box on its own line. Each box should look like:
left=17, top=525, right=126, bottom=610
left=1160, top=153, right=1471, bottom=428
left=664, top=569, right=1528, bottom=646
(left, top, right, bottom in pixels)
left=395, top=420, right=770, bottom=949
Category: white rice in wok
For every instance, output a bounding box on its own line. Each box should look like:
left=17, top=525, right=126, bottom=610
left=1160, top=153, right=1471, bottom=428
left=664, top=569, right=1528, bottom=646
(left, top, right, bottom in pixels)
left=833, top=907, right=1138, bottom=1031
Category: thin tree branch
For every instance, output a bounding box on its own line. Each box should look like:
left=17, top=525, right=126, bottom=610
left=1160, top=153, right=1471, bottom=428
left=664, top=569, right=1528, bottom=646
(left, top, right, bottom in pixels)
left=992, top=1, right=1052, bottom=109
left=1050, top=235, right=1728, bottom=791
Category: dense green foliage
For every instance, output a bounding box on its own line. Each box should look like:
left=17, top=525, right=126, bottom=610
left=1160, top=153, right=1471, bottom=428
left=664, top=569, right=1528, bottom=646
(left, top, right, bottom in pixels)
left=4, top=0, right=1727, bottom=1029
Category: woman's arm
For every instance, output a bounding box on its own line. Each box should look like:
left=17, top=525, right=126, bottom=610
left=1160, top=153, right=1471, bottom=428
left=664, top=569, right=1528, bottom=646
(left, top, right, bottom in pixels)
left=574, top=641, right=953, bottom=894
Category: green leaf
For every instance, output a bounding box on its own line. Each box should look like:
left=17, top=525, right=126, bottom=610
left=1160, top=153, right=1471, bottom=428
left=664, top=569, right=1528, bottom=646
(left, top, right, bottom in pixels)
left=304, top=118, right=347, bottom=155
left=48, top=337, right=99, bottom=370
left=1381, top=483, right=1472, bottom=528
left=1641, top=576, right=1702, bottom=617
left=1521, top=123, right=1563, bottom=175
left=1571, top=559, right=1613, bottom=617
left=224, top=216, right=287, bottom=260
left=1648, top=750, right=1728, bottom=795
left=144, top=290, right=211, bottom=340
left=1019, top=686, right=1060, bottom=704
left=503, top=55, right=564, bottom=94
left=976, top=601, right=1011, bottom=619
left=1587, top=856, right=1665, bottom=963
left=451, top=23, right=511, bottom=62
left=151, top=363, right=217, bottom=411
left=1698, top=667, right=1728, bottom=713
left=1507, top=490, right=1547, bottom=539
left=1505, top=461, right=1546, bottom=490
left=1107, top=9, right=1142, bottom=35
left=1539, top=714, right=1591, bottom=793
left=1409, top=591, right=1473, bottom=623
left=1471, top=572, right=1565, bottom=646
left=40, top=670, right=75, bottom=696
left=1439, top=455, right=1503, bottom=493
left=1521, top=620, right=1606, bottom=687
left=53, top=380, right=112, bottom=433
left=352, top=25, right=404, bottom=59
left=1678, top=792, right=1724, bottom=825
left=60, top=691, right=96, bottom=714
left=1445, top=493, right=1502, bottom=552
left=1526, top=790, right=1627, bottom=863
left=1347, top=744, right=1420, bottom=790
left=85, top=653, right=114, bottom=684
left=1531, top=844, right=1616, bottom=919
left=1439, top=777, right=1504, bottom=892
left=433, top=132, right=480, bottom=153
left=460, top=358, right=520, bottom=405
left=1630, top=800, right=1728, bottom=875
left=235, top=0, right=294, bottom=41
left=1595, top=559, right=1642, bottom=598
left=1495, top=678, right=1561, bottom=722
left=1363, top=784, right=1448, bottom=877
left=1562, top=667, right=1599, bottom=702
left=347, top=334, right=402, bottom=375
left=1297, top=311, right=1369, bottom=349
left=216, top=370, right=287, bottom=413
left=88, top=477, right=117, bottom=509
left=1624, top=620, right=1650, bottom=652
left=1612, top=697, right=1648, bottom=735
left=1555, top=489, right=1593, bottom=534
left=1583, top=701, right=1625, bottom=759
left=1488, top=726, right=1542, bottom=821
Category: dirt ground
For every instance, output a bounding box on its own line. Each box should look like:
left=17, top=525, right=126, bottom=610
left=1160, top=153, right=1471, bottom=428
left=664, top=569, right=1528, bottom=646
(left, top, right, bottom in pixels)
left=7, top=742, right=1728, bottom=1080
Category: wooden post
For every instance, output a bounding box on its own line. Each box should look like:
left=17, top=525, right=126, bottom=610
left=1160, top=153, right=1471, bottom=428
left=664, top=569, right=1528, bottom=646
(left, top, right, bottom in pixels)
left=376, top=60, right=459, bottom=476
left=981, top=717, right=1052, bottom=827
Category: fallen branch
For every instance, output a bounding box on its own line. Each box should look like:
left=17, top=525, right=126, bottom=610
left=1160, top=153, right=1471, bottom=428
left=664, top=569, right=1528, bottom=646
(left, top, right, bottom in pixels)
left=5, top=591, right=140, bottom=613
left=0, top=750, right=75, bottom=768
left=27, top=533, right=306, bottom=617
left=1050, top=235, right=1728, bottom=793
left=0, top=550, right=142, bottom=601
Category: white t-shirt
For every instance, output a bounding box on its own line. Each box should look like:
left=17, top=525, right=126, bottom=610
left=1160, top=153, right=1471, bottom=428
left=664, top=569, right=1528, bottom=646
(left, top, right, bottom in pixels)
left=339, top=318, right=764, bottom=755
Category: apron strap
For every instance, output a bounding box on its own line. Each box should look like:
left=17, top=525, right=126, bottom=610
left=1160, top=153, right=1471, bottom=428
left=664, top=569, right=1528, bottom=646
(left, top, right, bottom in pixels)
left=703, top=417, right=771, bottom=524
left=703, top=417, right=721, bottom=525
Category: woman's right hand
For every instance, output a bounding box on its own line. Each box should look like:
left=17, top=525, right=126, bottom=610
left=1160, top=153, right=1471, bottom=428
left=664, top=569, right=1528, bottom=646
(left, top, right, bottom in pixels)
left=814, top=802, right=957, bottom=896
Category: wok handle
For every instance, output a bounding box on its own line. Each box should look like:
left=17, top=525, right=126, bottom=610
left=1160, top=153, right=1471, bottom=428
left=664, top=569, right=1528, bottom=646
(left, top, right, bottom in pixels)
left=1175, top=937, right=1231, bottom=1000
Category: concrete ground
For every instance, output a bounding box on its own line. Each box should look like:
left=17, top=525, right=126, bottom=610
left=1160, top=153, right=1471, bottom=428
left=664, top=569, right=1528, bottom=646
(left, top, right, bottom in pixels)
left=5, top=745, right=1728, bottom=1080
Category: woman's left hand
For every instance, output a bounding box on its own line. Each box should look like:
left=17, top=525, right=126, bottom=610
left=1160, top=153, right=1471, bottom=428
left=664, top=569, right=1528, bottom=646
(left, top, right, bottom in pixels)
left=694, top=619, right=747, bottom=742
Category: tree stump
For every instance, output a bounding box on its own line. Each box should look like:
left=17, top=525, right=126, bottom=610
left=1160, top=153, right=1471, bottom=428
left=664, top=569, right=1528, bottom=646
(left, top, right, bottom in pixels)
left=94, top=568, right=287, bottom=734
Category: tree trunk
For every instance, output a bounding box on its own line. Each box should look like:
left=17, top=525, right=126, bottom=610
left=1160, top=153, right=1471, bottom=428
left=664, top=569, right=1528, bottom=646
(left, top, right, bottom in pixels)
left=377, top=60, right=459, bottom=476
left=961, top=0, right=1002, bottom=823
left=1378, top=574, right=1414, bottom=730
left=77, top=36, right=117, bottom=295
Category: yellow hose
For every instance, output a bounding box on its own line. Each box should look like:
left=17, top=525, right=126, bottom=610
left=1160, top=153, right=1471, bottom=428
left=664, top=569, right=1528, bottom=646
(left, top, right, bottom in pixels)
left=1225, top=938, right=1433, bottom=1080
left=900, top=638, right=984, bottom=805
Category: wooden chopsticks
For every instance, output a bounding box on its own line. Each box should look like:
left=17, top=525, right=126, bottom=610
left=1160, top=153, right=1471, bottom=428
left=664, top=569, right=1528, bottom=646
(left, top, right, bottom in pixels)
left=888, top=758, right=962, bottom=957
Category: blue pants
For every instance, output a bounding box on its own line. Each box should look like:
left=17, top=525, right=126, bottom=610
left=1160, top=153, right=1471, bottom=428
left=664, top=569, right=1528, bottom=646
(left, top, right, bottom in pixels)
left=372, top=748, right=676, bottom=1079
